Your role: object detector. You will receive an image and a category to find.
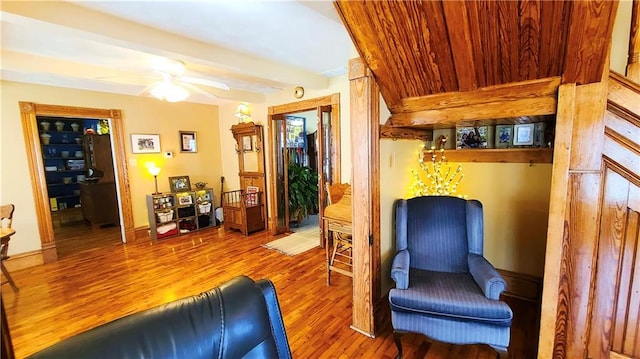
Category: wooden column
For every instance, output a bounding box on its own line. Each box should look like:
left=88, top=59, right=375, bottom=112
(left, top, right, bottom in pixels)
left=538, top=77, right=609, bottom=358
left=627, top=0, right=640, bottom=82
left=348, top=57, right=381, bottom=337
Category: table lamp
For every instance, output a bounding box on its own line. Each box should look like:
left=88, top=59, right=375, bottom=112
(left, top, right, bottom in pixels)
left=148, top=166, right=161, bottom=194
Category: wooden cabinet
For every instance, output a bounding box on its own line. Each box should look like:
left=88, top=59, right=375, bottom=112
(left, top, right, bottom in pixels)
left=221, top=190, right=265, bottom=236
left=223, top=122, right=267, bottom=235
left=83, top=134, right=114, bottom=183
left=146, top=188, right=215, bottom=240
left=79, top=182, right=119, bottom=229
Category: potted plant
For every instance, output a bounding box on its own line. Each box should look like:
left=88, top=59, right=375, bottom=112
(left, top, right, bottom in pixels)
left=288, top=162, right=318, bottom=226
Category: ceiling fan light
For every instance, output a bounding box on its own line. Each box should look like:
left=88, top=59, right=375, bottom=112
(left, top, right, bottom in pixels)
left=150, top=80, right=190, bottom=102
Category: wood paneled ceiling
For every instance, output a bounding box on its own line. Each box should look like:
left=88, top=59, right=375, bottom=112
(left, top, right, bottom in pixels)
left=335, top=0, right=618, bottom=117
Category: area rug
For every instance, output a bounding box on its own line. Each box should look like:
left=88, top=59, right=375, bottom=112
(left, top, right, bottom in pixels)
left=262, top=226, right=320, bottom=256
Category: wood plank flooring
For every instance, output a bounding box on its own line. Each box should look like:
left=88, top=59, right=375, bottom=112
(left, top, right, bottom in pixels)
left=2, top=225, right=538, bottom=358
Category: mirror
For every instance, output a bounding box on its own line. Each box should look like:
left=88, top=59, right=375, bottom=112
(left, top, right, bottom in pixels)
left=242, top=135, right=259, bottom=172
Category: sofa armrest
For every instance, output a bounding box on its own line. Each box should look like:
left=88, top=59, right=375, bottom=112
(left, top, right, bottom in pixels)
left=391, top=249, right=410, bottom=289
left=468, top=253, right=506, bottom=300
left=256, top=279, right=292, bottom=359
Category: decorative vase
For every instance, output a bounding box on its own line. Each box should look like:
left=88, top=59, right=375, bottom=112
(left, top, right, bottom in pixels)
left=55, top=121, right=65, bottom=131
left=71, top=122, right=80, bottom=132
left=40, top=133, right=52, bottom=145
left=40, top=121, right=50, bottom=131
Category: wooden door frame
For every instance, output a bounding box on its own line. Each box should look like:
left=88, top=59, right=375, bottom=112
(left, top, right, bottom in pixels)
left=19, top=102, right=134, bottom=263
left=267, top=94, right=341, bottom=238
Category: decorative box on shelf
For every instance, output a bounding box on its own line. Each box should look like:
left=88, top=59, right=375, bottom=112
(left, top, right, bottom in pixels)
left=146, top=188, right=216, bottom=240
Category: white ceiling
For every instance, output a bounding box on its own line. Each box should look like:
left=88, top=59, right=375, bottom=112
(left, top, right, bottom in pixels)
left=1, top=1, right=355, bottom=105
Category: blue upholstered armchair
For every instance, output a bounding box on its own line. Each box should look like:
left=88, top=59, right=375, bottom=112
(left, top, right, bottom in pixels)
left=389, top=196, right=513, bottom=358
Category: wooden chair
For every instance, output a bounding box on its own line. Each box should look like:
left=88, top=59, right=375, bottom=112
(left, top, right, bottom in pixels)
left=1, top=204, right=18, bottom=291
left=324, top=183, right=352, bottom=285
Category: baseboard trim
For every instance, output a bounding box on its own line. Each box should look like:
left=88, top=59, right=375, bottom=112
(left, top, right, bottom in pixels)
left=133, top=226, right=151, bottom=242
left=4, top=250, right=44, bottom=271
left=497, top=268, right=542, bottom=302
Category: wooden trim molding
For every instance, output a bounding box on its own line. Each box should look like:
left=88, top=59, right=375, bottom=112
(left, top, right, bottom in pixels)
left=2, top=250, right=44, bottom=271
left=134, top=226, right=151, bottom=242
left=496, top=269, right=542, bottom=303
left=19, top=102, right=134, bottom=262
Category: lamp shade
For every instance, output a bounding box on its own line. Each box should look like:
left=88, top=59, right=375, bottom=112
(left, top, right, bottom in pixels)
left=148, top=166, right=161, bottom=176
left=234, top=103, right=251, bottom=121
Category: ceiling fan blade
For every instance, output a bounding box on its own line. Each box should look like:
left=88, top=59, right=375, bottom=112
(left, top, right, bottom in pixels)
left=180, top=82, right=219, bottom=99
left=137, top=83, right=156, bottom=97
left=181, top=76, right=230, bottom=91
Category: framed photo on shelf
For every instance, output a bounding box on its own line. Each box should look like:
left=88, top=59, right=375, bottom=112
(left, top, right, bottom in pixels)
left=456, top=126, right=488, bottom=149
left=131, top=134, right=161, bottom=153
left=177, top=194, right=193, bottom=205
left=169, top=176, right=191, bottom=192
left=513, top=124, right=535, bottom=146
left=179, top=131, right=197, bottom=153
left=495, top=125, right=513, bottom=148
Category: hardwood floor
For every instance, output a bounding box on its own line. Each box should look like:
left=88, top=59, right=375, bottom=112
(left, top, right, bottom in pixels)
left=2, top=226, right=538, bottom=358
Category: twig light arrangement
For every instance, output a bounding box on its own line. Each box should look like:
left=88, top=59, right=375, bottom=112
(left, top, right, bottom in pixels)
left=409, top=136, right=465, bottom=198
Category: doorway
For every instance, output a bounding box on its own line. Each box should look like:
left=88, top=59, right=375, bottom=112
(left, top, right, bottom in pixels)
left=19, top=102, right=135, bottom=263
left=37, top=117, right=121, bottom=258
left=267, top=94, right=341, bottom=244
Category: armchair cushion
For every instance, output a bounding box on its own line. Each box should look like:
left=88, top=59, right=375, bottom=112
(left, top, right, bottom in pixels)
left=389, top=269, right=512, bottom=327
left=468, top=253, right=506, bottom=300
left=391, top=249, right=410, bottom=289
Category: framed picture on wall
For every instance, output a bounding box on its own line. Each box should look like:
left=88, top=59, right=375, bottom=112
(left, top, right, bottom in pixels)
left=179, top=131, right=197, bottom=153
left=131, top=134, right=161, bottom=153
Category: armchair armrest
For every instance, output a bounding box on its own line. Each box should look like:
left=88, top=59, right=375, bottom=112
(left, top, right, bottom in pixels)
left=391, top=249, right=410, bottom=289
left=468, top=253, right=506, bottom=300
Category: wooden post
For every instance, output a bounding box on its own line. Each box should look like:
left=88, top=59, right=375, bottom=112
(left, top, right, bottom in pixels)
left=627, top=1, right=640, bottom=82
left=348, top=57, right=381, bottom=337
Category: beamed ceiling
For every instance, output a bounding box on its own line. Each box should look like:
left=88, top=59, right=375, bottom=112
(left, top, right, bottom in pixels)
left=335, top=0, right=618, bottom=121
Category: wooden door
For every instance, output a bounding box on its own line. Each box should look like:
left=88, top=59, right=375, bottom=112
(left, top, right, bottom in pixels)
left=268, top=114, right=290, bottom=235
left=587, top=169, right=639, bottom=359
left=316, top=105, right=333, bottom=245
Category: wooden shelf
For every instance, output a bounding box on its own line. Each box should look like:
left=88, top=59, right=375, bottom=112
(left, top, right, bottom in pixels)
left=424, top=148, right=553, bottom=164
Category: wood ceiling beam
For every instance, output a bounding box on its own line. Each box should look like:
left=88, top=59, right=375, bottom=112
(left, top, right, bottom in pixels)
left=388, top=77, right=561, bottom=127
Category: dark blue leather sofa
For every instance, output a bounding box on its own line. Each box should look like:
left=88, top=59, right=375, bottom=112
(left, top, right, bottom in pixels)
left=28, top=275, right=292, bottom=359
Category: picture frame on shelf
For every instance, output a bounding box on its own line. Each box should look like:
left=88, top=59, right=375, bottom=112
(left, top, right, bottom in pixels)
left=456, top=125, right=489, bottom=149
left=179, top=131, right=197, bottom=153
left=131, top=134, right=161, bottom=153
left=177, top=194, right=193, bottom=205
left=495, top=125, right=513, bottom=148
left=513, top=124, right=535, bottom=146
left=169, top=176, right=191, bottom=192
left=533, top=122, right=546, bottom=147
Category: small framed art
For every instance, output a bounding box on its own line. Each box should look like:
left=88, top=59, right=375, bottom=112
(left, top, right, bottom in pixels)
left=177, top=193, right=193, bottom=205
left=513, top=124, right=535, bottom=146
left=169, top=176, right=191, bottom=192
left=495, top=125, right=513, bottom=148
left=131, top=134, right=161, bottom=153
left=180, top=131, right=197, bottom=153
